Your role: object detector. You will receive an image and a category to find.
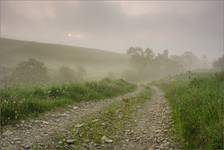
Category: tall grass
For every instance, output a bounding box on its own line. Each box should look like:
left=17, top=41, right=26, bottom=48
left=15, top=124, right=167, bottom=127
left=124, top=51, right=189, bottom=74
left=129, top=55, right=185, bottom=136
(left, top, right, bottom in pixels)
left=157, top=72, right=224, bottom=149
left=0, top=79, right=136, bottom=126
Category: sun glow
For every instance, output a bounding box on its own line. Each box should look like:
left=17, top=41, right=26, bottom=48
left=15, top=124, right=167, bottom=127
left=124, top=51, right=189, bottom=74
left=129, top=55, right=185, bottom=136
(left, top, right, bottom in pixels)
left=67, top=33, right=82, bottom=39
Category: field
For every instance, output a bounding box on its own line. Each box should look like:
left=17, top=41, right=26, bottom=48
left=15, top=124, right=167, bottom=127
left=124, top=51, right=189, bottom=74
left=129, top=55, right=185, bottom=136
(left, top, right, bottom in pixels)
left=0, top=79, right=136, bottom=126
left=155, top=72, right=224, bottom=149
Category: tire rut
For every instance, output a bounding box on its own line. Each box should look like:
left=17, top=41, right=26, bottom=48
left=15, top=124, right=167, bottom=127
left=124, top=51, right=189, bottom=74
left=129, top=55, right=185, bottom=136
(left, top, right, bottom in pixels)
left=115, top=86, right=180, bottom=150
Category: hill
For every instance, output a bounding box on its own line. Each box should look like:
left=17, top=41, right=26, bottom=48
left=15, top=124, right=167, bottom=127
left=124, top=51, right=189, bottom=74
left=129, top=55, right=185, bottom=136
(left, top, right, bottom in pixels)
left=0, top=38, right=130, bottom=78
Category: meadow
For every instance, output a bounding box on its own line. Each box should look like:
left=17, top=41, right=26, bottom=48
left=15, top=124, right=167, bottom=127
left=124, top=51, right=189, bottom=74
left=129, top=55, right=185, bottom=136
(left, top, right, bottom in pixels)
left=156, top=72, right=224, bottom=149
left=0, top=79, right=136, bottom=126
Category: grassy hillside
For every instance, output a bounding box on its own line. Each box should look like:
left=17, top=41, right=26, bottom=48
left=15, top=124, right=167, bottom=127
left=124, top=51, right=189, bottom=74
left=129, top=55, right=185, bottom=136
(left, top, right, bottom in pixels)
left=0, top=38, right=130, bottom=78
left=155, top=72, right=224, bottom=149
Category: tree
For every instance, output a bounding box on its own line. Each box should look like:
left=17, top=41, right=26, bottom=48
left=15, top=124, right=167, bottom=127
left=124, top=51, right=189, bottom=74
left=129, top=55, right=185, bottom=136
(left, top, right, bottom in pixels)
left=145, top=48, right=155, bottom=63
left=57, top=66, right=87, bottom=83
left=162, top=49, right=169, bottom=59
left=180, top=51, right=200, bottom=71
left=201, top=55, right=209, bottom=69
left=127, top=47, right=155, bottom=72
left=57, top=66, right=77, bottom=83
left=76, top=66, right=87, bottom=81
left=170, top=55, right=184, bottom=73
left=11, top=58, right=48, bottom=85
left=126, top=47, right=171, bottom=81
left=127, top=47, right=144, bottom=57
left=213, top=55, right=224, bottom=71
left=126, top=47, right=204, bottom=81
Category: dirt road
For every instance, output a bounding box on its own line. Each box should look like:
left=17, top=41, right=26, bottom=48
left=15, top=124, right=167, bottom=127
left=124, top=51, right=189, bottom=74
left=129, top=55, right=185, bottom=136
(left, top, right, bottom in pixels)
left=0, top=86, right=179, bottom=150
left=0, top=87, right=143, bottom=150
left=115, top=86, right=179, bottom=150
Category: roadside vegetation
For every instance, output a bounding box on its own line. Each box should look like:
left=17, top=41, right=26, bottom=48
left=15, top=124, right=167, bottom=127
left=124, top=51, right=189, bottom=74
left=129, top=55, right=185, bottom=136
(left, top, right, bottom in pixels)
left=155, top=72, right=224, bottom=149
left=0, top=79, right=136, bottom=126
left=56, top=87, right=151, bottom=149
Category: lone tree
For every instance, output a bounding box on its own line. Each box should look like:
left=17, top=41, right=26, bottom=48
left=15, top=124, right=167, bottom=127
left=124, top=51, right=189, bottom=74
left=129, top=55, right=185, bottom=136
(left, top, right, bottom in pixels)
left=11, top=58, right=48, bottom=85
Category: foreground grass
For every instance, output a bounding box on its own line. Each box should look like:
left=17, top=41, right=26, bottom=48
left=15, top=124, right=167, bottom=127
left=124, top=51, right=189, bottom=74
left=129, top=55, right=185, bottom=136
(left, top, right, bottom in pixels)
left=0, top=79, right=136, bottom=126
left=56, top=86, right=151, bottom=149
left=156, top=72, right=224, bottom=149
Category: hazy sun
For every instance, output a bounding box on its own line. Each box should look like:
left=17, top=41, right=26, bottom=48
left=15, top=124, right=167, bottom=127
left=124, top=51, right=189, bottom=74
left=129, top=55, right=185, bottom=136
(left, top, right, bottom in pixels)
left=67, top=33, right=82, bottom=38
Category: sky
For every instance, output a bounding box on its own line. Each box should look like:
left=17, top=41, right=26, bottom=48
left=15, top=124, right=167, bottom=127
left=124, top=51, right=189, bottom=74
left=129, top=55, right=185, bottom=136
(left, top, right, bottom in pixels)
left=0, top=0, right=223, bottom=60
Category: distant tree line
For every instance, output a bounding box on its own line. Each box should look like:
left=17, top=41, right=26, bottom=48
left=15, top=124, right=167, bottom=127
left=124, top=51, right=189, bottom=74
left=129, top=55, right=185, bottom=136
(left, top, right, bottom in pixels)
left=0, top=58, right=87, bottom=88
left=123, top=47, right=210, bottom=81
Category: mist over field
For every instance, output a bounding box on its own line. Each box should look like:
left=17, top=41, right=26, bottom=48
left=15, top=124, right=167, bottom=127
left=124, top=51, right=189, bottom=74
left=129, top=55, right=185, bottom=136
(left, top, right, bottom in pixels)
left=0, top=1, right=223, bottom=149
left=0, top=0, right=223, bottom=86
left=1, top=1, right=223, bottom=60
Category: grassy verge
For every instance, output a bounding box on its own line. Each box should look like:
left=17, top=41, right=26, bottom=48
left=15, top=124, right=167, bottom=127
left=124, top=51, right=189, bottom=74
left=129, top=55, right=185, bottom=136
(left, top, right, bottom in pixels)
left=156, top=72, right=224, bottom=149
left=56, top=86, right=151, bottom=149
left=0, top=79, right=136, bottom=126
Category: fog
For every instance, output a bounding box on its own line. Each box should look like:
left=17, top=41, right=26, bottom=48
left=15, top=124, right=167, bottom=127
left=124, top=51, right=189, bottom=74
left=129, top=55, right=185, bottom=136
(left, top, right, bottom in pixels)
left=0, top=1, right=224, bottom=86
left=1, top=1, right=223, bottom=60
left=0, top=2, right=224, bottom=150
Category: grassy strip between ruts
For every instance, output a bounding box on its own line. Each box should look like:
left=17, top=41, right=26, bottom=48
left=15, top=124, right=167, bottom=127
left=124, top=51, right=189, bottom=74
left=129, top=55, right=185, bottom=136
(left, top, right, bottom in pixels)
left=155, top=72, right=224, bottom=149
left=0, top=79, right=136, bottom=126
left=55, top=86, right=151, bottom=150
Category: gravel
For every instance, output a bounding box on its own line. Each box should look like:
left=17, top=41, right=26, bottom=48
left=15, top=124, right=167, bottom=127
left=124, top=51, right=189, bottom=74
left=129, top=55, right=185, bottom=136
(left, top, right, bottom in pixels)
left=114, top=86, right=180, bottom=150
left=0, top=87, right=142, bottom=150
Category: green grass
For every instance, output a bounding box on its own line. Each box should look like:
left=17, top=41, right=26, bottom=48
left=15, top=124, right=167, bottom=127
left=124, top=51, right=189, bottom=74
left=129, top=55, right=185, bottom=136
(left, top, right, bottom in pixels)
left=56, top=87, right=151, bottom=149
left=156, top=72, right=224, bottom=149
left=0, top=79, right=136, bottom=126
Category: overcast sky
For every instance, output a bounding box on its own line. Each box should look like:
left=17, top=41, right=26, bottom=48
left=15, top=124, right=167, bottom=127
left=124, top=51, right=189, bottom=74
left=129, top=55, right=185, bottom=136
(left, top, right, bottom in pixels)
left=1, top=0, right=223, bottom=60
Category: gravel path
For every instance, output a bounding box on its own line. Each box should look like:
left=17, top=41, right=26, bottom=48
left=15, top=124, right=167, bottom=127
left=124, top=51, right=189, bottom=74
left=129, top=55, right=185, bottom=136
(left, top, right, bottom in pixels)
left=0, top=87, right=143, bottom=150
left=115, top=86, right=180, bottom=150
